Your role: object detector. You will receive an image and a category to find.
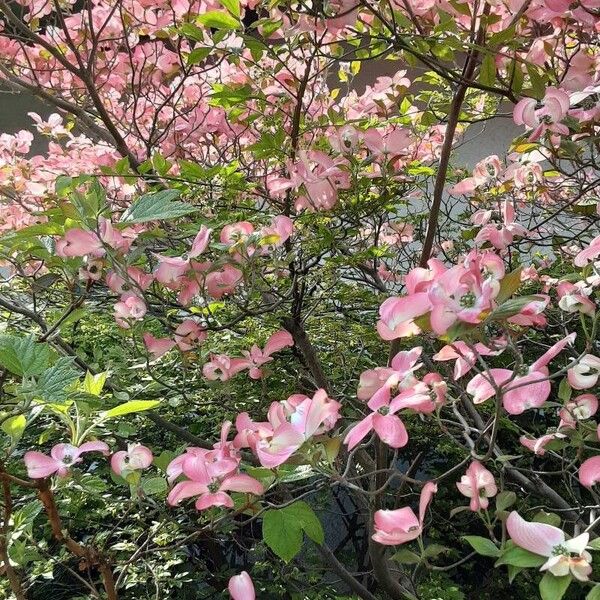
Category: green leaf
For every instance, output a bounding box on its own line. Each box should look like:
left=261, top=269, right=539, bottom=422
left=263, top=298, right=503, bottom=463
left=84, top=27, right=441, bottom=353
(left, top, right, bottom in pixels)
left=479, top=53, right=496, bottom=87
left=423, top=544, right=451, bottom=559
left=526, top=64, right=546, bottom=99
left=496, top=267, right=522, bottom=303
left=12, top=500, right=42, bottom=531
left=392, top=548, right=422, bottom=564
left=487, top=295, right=545, bottom=322
left=0, top=335, right=50, bottom=376
left=153, top=450, right=179, bottom=474
left=262, top=509, right=303, bottom=562
left=533, top=511, right=561, bottom=528
left=197, top=10, right=240, bottom=30
left=187, top=47, right=212, bottom=65
left=558, top=378, right=572, bottom=402
left=587, top=538, right=600, bottom=551
left=218, top=0, right=240, bottom=17
left=82, top=371, right=108, bottom=396
left=141, top=477, right=168, bottom=497
left=587, top=585, right=600, bottom=600
left=262, top=501, right=324, bottom=562
left=507, top=564, right=523, bottom=583
left=495, top=491, right=517, bottom=512
left=496, top=545, right=546, bottom=567
left=180, top=23, right=204, bottom=41
left=286, top=501, right=324, bottom=544
left=120, top=190, right=197, bottom=224
left=462, top=536, right=500, bottom=557
left=103, top=400, right=160, bottom=419
left=35, top=357, right=79, bottom=403
left=1, top=414, right=27, bottom=442
left=539, top=573, right=571, bottom=600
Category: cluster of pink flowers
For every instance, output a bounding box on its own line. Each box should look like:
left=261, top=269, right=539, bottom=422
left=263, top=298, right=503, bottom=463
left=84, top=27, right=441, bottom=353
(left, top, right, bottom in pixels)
left=377, top=250, right=507, bottom=338
left=203, top=329, right=294, bottom=381
left=167, top=422, right=263, bottom=511
left=24, top=441, right=154, bottom=480
left=234, top=389, right=341, bottom=467
left=344, top=347, right=446, bottom=450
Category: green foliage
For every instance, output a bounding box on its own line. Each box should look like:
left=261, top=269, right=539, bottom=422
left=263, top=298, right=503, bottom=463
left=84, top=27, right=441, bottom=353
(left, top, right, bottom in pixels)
left=262, top=501, right=324, bottom=562
left=120, top=190, right=198, bottom=224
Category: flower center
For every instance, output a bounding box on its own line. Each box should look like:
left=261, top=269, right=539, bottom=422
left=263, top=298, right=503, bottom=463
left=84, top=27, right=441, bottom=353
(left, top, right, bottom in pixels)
left=208, top=481, right=220, bottom=493
left=378, top=406, right=390, bottom=416
left=460, top=291, right=476, bottom=308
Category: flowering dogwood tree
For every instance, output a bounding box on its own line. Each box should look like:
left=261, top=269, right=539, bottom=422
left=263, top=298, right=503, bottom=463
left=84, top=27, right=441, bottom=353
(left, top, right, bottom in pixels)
left=0, top=0, right=600, bottom=598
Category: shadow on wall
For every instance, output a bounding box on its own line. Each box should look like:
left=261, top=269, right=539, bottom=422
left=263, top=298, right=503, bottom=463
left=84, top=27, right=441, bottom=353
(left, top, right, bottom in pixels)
left=1, top=88, right=49, bottom=150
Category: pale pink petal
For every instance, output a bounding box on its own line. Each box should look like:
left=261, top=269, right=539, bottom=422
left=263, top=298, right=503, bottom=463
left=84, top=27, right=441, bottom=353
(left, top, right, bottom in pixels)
left=111, top=451, right=128, bottom=476
left=343, top=414, right=375, bottom=450
left=195, top=491, right=234, bottom=510
left=418, top=481, right=437, bottom=525
left=24, top=451, right=59, bottom=479
left=506, top=511, right=564, bottom=557
left=262, top=330, right=294, bottom=356
left=188, top=226, right=212, bottom=258
left=503, top=373, right=551, bottom=415
left=220, top=474, right=264, bottom=496
left=579, top=456, right=600, bottom=488
left=372, top=414, right=409, bottom=448
left=77, top=441, right=110, bottom=456
left=530, top=333, right=576, bottom=372
left=228, top=571, right=255, bottom=600
left=167, top=480, right=208, bottom=506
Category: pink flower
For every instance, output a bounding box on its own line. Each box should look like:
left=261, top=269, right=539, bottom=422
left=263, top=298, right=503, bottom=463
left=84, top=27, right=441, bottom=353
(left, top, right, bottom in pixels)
left=233, top=391, right=337, bottom=468
left=579, top=456, right=600, bottom=488
left=450, top=155, right=502, bottom=195
left=283, top=389, right=341, bottom=438
left=456, top=461, right=497, bottom=511
left=153, top=226, right=212, bottom=285
left=24, top=441, right=110, bottom=479
left=167, top=423, right=240, bottom=485
left=519, top=433, right=563, bottom=456
left=475, top=200, right=528, bottom=250
left=203, top=354, right=252, bottom=381
left=467, top=334, right=575, bottom=415
left=205, top=264, right=243, bottom=298
left=433, top=341, right=503, bottom=379
left=559, top=394, right=599, bottom=429
left=513, top=88, right=570, bottom=141
left=239, top=329, right=294, bottom=379
left=111, top=444, right=153, bottom=477
left=357, top=347, right=422, bottom=404
left=259, top=215, right=294, bottom=249
left=574, top=234, right=600, bottom=267
left=220, top=222, right=255, bottom=246
left=228, top=571, right=255, bottom=600
left=506, top=512, right=592, bottom=581
left=114, top=293, right=147, bottom=328
left=568, top=354, right=600, bottom=390
left=343, top=400, right=409, bottom=450
left=372, top=482, right=437, bottom=545
left=363, top=127, right=411, bottom=159
left=167, top=423, right=262, bottom=511
left=143, top=332, right=176, bottom=359
left=56, top=228, right=103, bottom=258
left=106, top=267, right=153, bottom=294
left=174, top=319, right=207, bottom=351
left=507, top=294, right=549, bottom=327
left=168, top=472, right=263, bottom=511
left=557, top=282, right=596, bottom=315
